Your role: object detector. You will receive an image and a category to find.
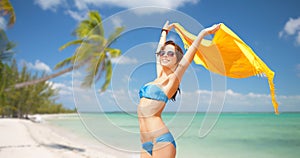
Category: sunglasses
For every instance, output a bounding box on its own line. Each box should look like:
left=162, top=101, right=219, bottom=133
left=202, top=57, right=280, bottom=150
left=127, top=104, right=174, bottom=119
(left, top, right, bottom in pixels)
left=156, top=50, right=175, bottom=57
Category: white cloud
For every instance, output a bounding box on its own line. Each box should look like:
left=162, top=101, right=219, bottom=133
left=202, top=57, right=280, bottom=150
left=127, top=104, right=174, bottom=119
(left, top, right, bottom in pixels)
left=73, top=0, right=89, bottom=10
left=70, top=0, right=199, bottom=10
left=0, top=17, right=6, bottom=30
left=23, top=60, right=52, bottom=73
left=34, top=0, right=200, bottom=19
left=51, top=82, right=67, bottom=89
left=111, top=16, right=123, bottom=28
left=282, top=17, right=300, bottom=35
left=65, top=9, right=86, bottom=21
left=111, top=56, right=138, bottom=64
left=279, top=17, right=300, bottom=45
left=80, top=0, right=199, bottom=15
left=191, top=89, right=298, bottom=112
left=34, top=0, right=66, bottom=11
left=46, top=80, right=77, bottom=109
left=46, top=81, right=73, bottom=95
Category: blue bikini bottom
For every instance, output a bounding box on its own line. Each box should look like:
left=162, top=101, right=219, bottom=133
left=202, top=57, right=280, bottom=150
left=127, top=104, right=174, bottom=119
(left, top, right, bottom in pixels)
left=142, top=132, right=176, bottom=156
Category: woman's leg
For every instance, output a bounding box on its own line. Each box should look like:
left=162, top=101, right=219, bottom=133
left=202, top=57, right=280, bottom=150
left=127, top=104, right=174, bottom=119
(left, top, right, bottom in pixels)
left=152, top=142, right=176, bottom=158
left=140, top=149, right=153, bottom=158
left=140, top=141, right=153, bottom=158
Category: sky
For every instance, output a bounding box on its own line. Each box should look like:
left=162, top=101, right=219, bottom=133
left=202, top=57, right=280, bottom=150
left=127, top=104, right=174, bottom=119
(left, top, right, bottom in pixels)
left=1, top=0, right=300, bottom=113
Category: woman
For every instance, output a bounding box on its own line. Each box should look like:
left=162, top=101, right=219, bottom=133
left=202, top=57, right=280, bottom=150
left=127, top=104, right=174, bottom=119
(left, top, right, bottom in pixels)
left=138, top=21, right=221, bottom=158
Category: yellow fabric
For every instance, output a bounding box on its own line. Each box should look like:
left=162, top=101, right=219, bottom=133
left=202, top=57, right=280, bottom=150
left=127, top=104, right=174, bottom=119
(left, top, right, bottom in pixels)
left=174, top=23, right=279, bottom=114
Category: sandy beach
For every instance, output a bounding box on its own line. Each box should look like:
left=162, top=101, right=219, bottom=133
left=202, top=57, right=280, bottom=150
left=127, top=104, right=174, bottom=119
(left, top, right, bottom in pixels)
left=0, top=117, right=137, bottom=158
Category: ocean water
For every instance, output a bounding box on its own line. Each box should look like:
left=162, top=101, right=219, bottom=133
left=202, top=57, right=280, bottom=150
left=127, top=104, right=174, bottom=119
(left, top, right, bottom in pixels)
left=46, top=113, right=300, bottom=158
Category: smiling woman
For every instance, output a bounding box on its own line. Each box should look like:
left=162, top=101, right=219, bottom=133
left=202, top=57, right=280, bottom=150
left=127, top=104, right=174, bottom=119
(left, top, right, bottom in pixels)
left=137, top=21, right=220, bottom=158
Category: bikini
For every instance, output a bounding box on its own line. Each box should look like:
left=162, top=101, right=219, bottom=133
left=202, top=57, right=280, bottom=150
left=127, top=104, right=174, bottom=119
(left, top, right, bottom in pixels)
left=139, top=84, right=168, bottom=103
left=141, top=132, right=176, bottom=156
left=139, top=84, right=176, bottom=155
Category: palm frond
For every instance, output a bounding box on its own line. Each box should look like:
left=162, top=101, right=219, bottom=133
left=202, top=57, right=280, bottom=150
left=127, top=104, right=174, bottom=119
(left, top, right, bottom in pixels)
left=105, top=48, right=121, bottom=58
left=0, top=29, right=8, bottom=42
left=75, top=11, right=103, bottom=38
left=75, top=20, right=91, bottom=38
left=0, top=0, right=16, bottom=27
left=87, top=34, right=106, bottom=44
left=100, top=60, right=112, bottom=92
left=89, top=11, right=104, bottom=36
left=80, top=51, right=106, bottom=88
left=81, top=65, right=96, bottom=88
left=107, top=27, right=125, bottom=47
left=5, top=41, right=16, bottom=50
left=54, top=56, right=75, bottom=70
left=93, top=52, right=106, bottom=82
left=59, top=39, right=84, bottom=51
left=74, top=43, right=95, bottom=62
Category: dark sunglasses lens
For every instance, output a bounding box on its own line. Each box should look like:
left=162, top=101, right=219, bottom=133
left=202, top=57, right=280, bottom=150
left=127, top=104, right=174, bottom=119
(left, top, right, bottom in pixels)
left=159, top=51, right=166, bottom=56
left=167, top=51, right=175, bottom=57
left=158, top=51, right=175, bottom=57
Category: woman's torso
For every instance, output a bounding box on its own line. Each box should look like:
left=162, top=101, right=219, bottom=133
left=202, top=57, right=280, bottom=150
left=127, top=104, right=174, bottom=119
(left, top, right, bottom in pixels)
left=137, top=76, right=178, bottom=142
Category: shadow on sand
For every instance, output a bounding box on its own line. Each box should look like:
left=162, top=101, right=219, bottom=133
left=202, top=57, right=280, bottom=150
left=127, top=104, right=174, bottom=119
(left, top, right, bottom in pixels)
left=43, top=143, right=85, bottom=152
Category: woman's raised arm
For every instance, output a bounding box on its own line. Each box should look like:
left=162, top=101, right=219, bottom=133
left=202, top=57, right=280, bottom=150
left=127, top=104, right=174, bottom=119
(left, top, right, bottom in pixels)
left=174, top=23, right=221, bottom=81
left=156, top=21, right=174, bottom=77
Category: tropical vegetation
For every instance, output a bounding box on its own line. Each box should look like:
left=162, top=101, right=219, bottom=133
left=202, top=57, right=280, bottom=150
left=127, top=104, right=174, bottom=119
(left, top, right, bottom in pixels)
left=0, top=60, right=75, bottom=118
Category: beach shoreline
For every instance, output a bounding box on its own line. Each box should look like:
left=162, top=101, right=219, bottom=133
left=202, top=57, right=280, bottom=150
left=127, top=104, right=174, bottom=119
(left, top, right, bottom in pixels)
left=3, top=113, right=298, bottom=158
left=0, top=116, right=138, bottom=158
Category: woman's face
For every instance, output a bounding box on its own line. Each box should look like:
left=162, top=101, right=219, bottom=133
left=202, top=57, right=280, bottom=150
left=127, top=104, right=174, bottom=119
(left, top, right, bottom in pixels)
left=159, top=44, right=178, bottom=69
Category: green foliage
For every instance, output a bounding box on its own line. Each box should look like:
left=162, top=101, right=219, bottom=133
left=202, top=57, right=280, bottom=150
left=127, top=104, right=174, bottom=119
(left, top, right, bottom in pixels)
left=57, top=10, right=124, bottom=92
left=0, top=29, right=16, bottom=62
left=0, top=60, right=75, bottom=118
left=0, top=0, right=16, bottom=27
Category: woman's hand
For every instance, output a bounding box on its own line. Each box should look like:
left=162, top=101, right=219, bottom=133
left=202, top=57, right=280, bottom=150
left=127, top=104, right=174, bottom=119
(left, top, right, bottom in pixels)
left=203, top=23, right=221, bottom=35
left=162, top=20, right=174, bottom=33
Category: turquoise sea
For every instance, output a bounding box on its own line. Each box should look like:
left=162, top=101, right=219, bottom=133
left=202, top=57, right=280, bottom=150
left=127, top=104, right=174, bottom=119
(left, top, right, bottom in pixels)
left=46, top=113, right=300, bottom=158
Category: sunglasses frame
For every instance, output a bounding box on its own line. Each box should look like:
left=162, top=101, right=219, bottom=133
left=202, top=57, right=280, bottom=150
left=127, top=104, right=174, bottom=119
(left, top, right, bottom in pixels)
left=157, top=50, right=175, bottom=57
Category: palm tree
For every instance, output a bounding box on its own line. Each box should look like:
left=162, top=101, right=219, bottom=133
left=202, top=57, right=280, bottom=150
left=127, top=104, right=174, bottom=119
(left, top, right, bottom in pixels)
left=0, top=60, right=68, bottom=118
left=0, top=0, right=16, bottom=27
left=13, top=11, right=124, bottom=91
left=0, top=61, right=13, bottom=117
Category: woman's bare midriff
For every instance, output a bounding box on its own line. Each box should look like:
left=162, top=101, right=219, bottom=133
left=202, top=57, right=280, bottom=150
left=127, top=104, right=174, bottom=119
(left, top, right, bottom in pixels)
left=138, top=98, right=170, bottom=142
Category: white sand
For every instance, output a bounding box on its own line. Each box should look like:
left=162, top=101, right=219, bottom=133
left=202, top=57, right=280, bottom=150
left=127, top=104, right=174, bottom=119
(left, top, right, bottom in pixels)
left=0, top=118, right=138, bottom=158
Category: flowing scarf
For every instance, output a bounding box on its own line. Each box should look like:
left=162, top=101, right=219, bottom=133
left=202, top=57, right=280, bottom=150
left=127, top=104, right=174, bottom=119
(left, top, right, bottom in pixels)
left=174, top=23, right=279, bottom=114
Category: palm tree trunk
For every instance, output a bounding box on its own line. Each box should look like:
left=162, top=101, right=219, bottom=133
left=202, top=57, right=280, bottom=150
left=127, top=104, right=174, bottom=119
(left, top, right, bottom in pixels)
left=14, top=65, right=74, bottom=89
left=7, top=57, right=92, bottom=90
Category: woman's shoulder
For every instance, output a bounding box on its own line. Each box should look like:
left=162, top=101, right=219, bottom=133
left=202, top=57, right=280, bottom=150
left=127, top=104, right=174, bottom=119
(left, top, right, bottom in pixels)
left=169, top=73, right=180, bottom=83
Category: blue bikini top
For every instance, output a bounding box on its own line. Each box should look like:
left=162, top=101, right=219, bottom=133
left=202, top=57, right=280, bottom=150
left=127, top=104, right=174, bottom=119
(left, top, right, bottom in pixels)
left=139, top=84, right=169, bottom=103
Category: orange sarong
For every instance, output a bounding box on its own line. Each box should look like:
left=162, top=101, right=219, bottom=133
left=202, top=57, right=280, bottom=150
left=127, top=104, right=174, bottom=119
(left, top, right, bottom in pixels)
left=174, top=23, right=279, bottom=114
